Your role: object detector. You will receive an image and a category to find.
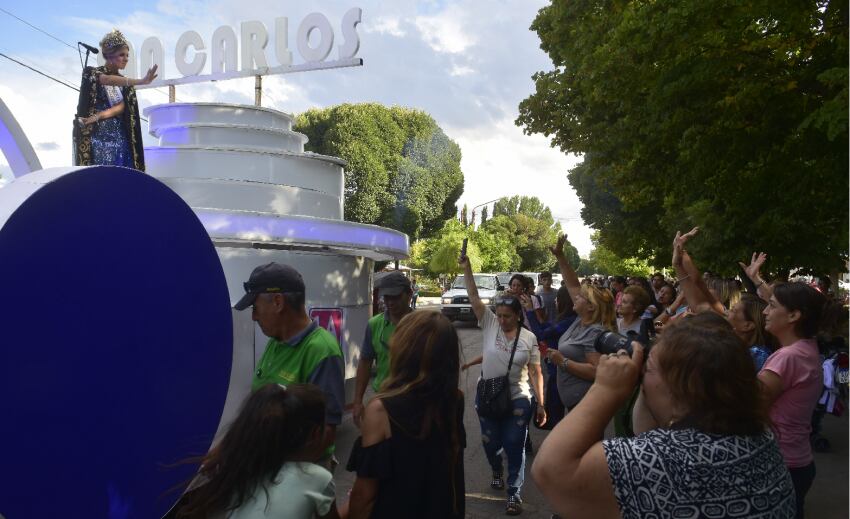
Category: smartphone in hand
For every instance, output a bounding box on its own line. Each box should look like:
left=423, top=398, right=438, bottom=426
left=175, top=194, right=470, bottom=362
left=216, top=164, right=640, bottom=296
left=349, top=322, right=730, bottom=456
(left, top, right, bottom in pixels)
left=460, top=238, right=468, bottom=259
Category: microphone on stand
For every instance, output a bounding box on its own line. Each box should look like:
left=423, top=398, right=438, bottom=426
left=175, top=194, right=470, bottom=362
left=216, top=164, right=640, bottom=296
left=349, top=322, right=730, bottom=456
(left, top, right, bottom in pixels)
left=78, top=42, right=99, bottom=54
left=78, top=42, right=98, bottom=69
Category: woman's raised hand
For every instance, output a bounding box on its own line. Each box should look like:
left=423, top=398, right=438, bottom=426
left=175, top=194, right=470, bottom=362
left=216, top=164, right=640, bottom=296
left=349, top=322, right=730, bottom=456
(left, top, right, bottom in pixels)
left=548, top=233, right=567, bottom=258
left=671, top=227, right=699, bottom=268
left=738, top=252, right=767, bottom=282
left=141, top=64, right=159, bottom=85
left=519, top=294, right=533, bottom=311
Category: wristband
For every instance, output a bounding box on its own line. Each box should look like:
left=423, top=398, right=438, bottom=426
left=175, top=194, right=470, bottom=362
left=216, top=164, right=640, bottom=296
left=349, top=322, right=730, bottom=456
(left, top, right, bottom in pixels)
left=665, top=307, right=674, bottom=316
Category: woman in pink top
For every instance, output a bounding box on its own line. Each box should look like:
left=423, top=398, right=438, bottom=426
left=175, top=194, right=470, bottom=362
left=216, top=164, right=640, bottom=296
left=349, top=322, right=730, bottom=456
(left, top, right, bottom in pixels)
left=758, top=282, right=826, bottom=519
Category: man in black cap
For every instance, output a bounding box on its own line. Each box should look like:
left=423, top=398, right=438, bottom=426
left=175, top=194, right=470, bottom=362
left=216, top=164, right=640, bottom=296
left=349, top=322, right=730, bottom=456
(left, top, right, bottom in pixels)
left=352, top=271, right=413, bottom=425
left=234, top=262, right=344, bottom=464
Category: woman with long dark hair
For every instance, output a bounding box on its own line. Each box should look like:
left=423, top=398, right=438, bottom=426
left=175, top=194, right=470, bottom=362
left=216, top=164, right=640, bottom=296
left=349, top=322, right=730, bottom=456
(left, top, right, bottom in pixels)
left=346, top=311, right=466, bottom=518
left=759, top=282, right=826, bottom=518
left=176, top=384, right=340, bottom=519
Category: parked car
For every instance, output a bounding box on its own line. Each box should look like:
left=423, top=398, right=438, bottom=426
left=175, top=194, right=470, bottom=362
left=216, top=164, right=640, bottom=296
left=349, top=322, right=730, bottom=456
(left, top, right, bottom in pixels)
left=441, top=273, right=501, bottom=323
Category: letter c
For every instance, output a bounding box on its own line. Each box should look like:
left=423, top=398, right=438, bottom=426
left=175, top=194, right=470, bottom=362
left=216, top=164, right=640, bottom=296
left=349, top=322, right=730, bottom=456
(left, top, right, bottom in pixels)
left=175, top=31, right=206, bottom=77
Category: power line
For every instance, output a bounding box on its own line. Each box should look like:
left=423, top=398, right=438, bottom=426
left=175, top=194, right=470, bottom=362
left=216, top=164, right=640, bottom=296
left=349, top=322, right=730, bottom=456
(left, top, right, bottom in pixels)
left=0, top=52, right=149, bottom=123
left=0, top=52, right=78, bottom=91
left=0, top=6, right=184, bottom=103
left=0, top=7, right=76, bottom=50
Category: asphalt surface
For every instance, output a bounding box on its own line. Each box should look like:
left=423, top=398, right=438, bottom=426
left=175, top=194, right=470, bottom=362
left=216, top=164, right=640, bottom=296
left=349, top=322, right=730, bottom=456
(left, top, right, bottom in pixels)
left=334, top=302, right=849, bottom=518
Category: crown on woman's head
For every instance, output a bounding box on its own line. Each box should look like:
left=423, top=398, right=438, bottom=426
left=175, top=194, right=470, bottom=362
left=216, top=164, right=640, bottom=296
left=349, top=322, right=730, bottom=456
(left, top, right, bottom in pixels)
left=100, top=29, right=129, bottom=54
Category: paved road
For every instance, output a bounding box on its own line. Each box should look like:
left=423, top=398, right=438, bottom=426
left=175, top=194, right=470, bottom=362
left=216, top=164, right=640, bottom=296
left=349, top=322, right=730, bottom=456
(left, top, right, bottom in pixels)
left=334, top=308, right=849, bottom=518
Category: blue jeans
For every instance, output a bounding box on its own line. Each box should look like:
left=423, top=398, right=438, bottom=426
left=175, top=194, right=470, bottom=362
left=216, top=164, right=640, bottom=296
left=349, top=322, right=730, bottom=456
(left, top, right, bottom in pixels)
left=476, top=392, right=532, bottom=496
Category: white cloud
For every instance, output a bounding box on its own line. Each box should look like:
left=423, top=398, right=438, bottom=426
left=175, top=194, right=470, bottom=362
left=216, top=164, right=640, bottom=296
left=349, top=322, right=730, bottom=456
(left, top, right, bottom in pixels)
left=414, top=7, right=476, bottom=54
left=447, top=117, right=592, bottom=256
left=449, top=64, right=474, bottom=76
left=363, top=16, right=405, bottom=37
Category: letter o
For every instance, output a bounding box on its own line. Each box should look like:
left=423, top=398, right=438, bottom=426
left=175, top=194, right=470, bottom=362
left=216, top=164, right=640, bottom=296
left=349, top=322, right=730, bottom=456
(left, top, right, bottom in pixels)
left=297, top=13, right=334, bottom=63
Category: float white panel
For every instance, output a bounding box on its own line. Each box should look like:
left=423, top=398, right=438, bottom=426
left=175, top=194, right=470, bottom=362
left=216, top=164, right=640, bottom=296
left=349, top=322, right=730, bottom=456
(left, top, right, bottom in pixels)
left=145, top=103, right=294, bottom=135
left=158, top=177, right=342, bottom=219
left=156, top=124, right=308, bottom=153
left=145, top=147, right=344, bottom=196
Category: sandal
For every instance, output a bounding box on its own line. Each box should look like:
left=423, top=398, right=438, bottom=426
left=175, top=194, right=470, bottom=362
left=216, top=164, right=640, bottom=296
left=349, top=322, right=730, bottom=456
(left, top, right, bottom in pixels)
left=506, top=493, right=523, bottom=515
left=490, top=472, right=505, bottom=490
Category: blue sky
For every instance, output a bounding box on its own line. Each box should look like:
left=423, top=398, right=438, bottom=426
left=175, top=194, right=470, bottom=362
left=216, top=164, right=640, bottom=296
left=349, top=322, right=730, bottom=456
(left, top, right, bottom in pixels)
left=0, top=0, right=592, bottom=254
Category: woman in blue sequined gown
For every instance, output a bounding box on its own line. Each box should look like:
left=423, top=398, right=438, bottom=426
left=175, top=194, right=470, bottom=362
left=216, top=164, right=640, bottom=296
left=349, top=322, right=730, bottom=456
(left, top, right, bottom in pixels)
left=73, top=29, right=157, bottom=171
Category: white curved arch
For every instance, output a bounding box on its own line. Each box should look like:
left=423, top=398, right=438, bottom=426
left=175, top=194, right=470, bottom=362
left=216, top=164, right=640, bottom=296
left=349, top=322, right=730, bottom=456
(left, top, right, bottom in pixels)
left=0, top=96, right=42, bottom=179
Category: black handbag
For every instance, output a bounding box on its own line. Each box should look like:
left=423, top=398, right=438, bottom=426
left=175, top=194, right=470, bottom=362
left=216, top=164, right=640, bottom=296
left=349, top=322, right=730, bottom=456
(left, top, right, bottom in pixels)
left=476, top=331, right=520, bottom=419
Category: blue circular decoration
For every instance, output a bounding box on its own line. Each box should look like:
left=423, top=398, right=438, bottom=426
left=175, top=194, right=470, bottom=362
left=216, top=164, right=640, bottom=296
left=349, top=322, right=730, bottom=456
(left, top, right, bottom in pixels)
left=0, top=166, right=233, bottom=518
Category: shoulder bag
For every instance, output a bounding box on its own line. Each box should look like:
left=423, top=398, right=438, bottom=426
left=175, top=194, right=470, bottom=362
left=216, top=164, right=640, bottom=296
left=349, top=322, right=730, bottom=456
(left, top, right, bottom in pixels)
left=476, top=330, right=520, bottom=419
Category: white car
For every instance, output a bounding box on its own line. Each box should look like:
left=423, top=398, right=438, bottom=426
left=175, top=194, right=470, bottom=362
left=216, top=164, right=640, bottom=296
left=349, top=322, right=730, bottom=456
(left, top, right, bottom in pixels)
left=441, top=274, right=501, bottom=323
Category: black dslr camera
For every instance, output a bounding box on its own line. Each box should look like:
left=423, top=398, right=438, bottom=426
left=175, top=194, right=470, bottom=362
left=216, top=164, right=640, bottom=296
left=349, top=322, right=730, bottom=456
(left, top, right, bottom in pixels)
left=594, top=331, right=637, bottom=356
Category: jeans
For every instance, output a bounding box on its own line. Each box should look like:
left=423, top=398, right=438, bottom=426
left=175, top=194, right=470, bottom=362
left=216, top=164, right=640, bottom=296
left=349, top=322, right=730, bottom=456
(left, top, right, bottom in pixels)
left=789, top=462, right=816, bottom=518
left=476, top=392, right=532, bottom=496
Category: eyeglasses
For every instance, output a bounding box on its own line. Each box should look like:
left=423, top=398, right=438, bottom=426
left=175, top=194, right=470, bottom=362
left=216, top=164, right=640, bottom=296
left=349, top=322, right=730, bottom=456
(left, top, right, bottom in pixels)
left=495, top=296, right=516, bottom=305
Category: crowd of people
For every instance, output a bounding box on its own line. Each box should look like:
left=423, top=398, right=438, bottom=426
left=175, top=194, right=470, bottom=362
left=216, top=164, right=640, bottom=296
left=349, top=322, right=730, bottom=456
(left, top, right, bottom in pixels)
left=170, top=228, right=845, bottom=519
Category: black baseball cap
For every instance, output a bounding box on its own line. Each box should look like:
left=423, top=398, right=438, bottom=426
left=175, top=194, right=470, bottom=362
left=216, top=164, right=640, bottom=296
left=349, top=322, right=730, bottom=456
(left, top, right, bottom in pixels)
left=234, top=262, right=305, bottom=310
left=377, top=271, right=411, bottom=297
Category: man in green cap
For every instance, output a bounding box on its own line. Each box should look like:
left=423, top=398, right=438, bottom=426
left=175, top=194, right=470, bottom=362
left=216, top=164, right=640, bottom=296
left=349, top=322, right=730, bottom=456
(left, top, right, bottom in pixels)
left=234, top=262, right=344, bottom=467
left=352, top=271, right=413, bottom=425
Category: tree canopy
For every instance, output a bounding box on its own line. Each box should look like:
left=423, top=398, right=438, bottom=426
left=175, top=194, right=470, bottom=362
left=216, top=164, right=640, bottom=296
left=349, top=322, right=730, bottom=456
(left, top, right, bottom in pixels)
left=295, top=103, right=464, bottom=240
left=409, top=196, right=580, bottom=277
left=577, top=232, right=654, bottom=277
left=517, top=0, right=848, bottom=276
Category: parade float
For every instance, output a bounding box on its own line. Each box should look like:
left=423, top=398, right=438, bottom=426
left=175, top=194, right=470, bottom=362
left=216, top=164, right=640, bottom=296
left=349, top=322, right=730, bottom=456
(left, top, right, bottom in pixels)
left=0, top=8, right=408, bottom=517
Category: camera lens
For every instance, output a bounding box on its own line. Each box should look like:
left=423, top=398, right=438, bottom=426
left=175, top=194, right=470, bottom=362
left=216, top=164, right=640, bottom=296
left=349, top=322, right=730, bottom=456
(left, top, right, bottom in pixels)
left=594, top=331, right=632, bottom=356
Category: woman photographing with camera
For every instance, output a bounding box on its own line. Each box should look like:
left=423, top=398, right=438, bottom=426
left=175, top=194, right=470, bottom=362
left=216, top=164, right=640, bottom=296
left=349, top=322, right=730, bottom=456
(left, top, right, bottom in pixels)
left=532, top=312, right=795, bottom=518
left=459, top=254, right=545, bottom=516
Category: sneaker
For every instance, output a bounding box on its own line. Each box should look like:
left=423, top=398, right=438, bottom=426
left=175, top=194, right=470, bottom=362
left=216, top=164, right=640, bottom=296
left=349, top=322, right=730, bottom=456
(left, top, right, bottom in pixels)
left=490, top=472, right=505, bottom=490
left=506, top=493, right=523, bottom=515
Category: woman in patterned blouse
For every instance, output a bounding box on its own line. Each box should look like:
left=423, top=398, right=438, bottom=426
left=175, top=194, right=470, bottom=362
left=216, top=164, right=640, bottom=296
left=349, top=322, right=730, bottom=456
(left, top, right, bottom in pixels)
left=531, top=312, right=795, bottom=519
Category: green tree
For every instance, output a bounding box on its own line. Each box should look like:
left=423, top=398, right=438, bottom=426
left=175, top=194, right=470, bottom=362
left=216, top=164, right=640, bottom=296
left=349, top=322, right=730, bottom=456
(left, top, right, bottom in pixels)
left=295, top=103, right=464, bottom=241
left=480, top=205, right=489, bottom=225
left=517, top=0, right=848, bottom=275
left=580, top=233, right=654, bottom=277
left=489, top=196, right=567, bottom=271
left=427, top=219, right=482, bottom=276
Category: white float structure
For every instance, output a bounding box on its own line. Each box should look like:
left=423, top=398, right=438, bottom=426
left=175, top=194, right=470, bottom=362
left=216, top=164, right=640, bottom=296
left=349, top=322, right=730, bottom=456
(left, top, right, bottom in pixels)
left=143, top=102, right=408, bottom=422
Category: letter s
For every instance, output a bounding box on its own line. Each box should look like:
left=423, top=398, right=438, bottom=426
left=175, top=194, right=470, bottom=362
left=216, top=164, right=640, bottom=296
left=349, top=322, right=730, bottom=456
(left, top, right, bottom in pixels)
left=338, top=7, right=361, bottom=59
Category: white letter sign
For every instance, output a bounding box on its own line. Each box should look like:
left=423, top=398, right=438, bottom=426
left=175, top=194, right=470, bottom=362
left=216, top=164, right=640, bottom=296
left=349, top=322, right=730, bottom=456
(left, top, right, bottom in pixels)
left=297, top=13, right=334, bottom=63
left=176, top=31, right=206, bottom=76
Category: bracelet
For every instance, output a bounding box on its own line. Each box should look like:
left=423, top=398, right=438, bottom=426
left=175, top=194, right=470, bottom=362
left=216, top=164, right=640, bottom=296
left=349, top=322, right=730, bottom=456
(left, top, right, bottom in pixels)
left=676, top=274, right=690, bottom=283
left=755, top=281, right=764, bottom=288
left=665, top=307, right=674, bottom=316
left=561, top=358, right=569, bottom=371
left=95, top=112, right=100, bottom=122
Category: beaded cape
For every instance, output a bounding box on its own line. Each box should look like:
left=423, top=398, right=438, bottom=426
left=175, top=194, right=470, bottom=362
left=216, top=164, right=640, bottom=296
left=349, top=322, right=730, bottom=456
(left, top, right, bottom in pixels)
left=73, top=66, right=145, bottom=171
